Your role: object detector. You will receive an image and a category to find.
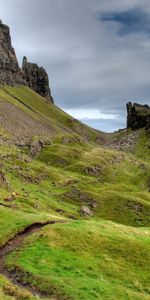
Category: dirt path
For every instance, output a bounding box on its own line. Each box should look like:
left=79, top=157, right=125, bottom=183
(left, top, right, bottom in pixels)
left=0, top=220, right=66, bottom=299
left=0, top=202, right=13, bottom=208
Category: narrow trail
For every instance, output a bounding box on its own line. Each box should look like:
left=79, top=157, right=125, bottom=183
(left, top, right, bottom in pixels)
left=0, top=202, right=13, bottom=208
left=0, top=219, right=66, bottom=299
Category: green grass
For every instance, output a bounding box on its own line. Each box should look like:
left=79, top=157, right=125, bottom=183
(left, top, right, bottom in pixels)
left=0, top=130, right=150, bottom=227
left=135, top=129, right=150, bottom=161
left=0, top=85, right=150, bottom=300
left=0, top=85, right=101, bottom=142
left=0, top=205, right=63, bottom=247
left=6, top=220, right=150, bottom=300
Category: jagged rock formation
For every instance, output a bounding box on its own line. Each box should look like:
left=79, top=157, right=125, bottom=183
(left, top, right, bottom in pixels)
left=0, top=20, right=24, bottom=85
left=127, top=102, right=150, bottom=130
left=0, top=20, right=53, bottom=103
left=22, top=56, right=53, bottom=102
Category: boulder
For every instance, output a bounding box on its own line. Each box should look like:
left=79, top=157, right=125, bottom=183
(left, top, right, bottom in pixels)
left=29, top=139, right=43, bottom=158
left=85, top=165, right=102, bottom=177
left=80, top=206, right=94, bottom=216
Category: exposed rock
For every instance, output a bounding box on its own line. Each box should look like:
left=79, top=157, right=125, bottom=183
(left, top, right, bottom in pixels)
left=0, top=20, right=54, bottom=102
left=90, top=202, right=97, bottom=209
left=85, top=165, right=102, bottom=177
left=127, top=102, right=150, bottom=130
left=109, top=130, right=139, bottom=152
left=22, top=56, right=54, bottom=103
left=29, top=139, right=44, bottom=158
left=0, top=171, right=8, bottom=186
left=29, top=138, right=52, bottom=158
left=125, top=200, right=144, bottom=214
left=80, top=206, right=94, bottom=216
left=55, top=208, right=66, bottom=215
left=65, top=187, right=97, bottom=209
left=60, top=135, right=83, bottom=144
left=0, top=98, right=54, bottom=145
left=0, top=21, right=24, bottom=85
left=65, top=187, right=89, bottom=203
left=24, top=157, right=32, bottom=163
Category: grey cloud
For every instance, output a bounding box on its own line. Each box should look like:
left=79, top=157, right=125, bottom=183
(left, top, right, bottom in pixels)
left=0, top=0, right=150, bottom=132
left=101, top=8, right=150, bottom=36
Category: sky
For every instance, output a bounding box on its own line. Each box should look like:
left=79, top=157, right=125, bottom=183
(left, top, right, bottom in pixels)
left=0, top=0, right=150, bottom=132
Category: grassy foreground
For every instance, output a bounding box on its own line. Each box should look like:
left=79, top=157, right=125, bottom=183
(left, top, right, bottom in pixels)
left=6, top=220, right=150, bottom=300
left=0, top=206, right=63, bottom=247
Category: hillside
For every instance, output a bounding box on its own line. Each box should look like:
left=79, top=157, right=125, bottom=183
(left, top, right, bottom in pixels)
left=0, top=20, right=150, bottom=300
left=0, top=85, right=105, bottom=145
left=0, top=85, right=150, bottom=300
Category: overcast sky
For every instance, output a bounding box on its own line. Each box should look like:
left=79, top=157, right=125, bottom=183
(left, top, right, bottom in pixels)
left=1, top=0, right=150, bottom=132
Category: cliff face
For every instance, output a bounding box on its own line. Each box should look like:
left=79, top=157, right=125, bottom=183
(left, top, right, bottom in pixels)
left=0, top=21, right=24, bottom=85
left=22, top=57, right=53, bottom=102
left=0, top=20, right=53, bottom=103
left=127, top=102, right=150, bottom=130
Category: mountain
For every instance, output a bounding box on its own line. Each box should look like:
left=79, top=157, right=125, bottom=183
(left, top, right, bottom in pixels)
left=0, top=85, right=105, bottom=146
left=0, top=21, right=150, bottom=300
left=0, top=20, right=53, bottom=102
left=0, top=20, right=23, bottom=85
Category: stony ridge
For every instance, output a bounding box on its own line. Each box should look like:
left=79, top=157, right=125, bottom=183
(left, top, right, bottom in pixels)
left=22, top=56, right=53, bottom=103
left=127, top=102, right=150, bottom=130
left=0, top=21, right=24, bottom=86
left=0, top=20, right=53, bottom=103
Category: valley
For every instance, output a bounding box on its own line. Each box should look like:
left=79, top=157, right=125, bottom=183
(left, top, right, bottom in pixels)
left=0, top=19, right=150, bottom=300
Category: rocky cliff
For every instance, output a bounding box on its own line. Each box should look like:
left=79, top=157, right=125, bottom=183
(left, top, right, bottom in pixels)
left=0, top=20, right=53, bottom=103
left=22, top=56, right=53, bottom=102
left=127, top=102, right=150, bottom=130
left=0, top=20, right=24, bottom=85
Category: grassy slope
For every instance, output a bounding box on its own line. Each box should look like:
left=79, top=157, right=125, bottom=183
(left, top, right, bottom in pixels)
left=0, top=206, right=63, bottom=247
left=0, top=136, right=149, bottom=227
left=136, top=129, right=150, bottom=161
left=0, top=85, right=101, bottom=142
left=0, top=86, right=150, bottom=299
left=6, top=220, right=150, bottom=300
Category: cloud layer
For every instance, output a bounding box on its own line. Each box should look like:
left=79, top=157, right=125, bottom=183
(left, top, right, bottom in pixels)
left=101, top=8, right=150, bottom=36
left=0, top=0, right=150, bottom=132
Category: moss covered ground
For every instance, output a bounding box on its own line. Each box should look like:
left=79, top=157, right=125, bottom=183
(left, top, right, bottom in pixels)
left=0, top=86, right=149, bottom=299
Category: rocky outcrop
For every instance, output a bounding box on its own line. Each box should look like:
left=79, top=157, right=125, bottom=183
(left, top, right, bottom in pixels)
left=0, top=20, right=24, bottom=85
left=0, top=171, right=7, bottom=186
left=108, top=129, right=139, bottom=152
left=0, top=20, right=53, bottom=103
left=22, top=56, right=53, bottom=103
left=80, top=206, right=94, bottom=216
left=127, top=102, right=150, bottom=130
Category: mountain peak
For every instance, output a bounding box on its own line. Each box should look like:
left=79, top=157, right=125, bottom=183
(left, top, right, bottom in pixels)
left=0, top=20, right=24, bottom=86
left=0, top=21, right=53, bottom=103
